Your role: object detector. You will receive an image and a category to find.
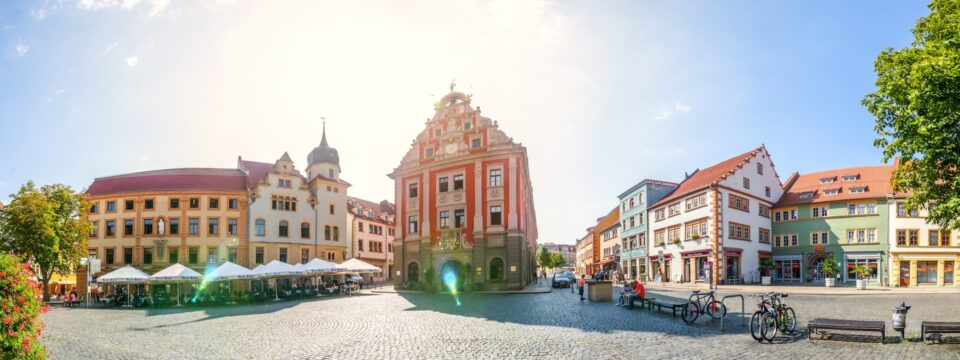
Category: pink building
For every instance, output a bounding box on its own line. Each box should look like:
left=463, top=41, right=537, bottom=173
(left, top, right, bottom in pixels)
left=347, top=197, right=396, bottom=283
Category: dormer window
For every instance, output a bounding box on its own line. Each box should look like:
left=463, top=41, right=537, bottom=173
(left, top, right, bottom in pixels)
left=799, top=191, right=816, bottom=199
left=849, top=186, right=868, bottom=194
left=823, top=188, right=840, bottom=196
left=819, top=177, right=836, bottom=184
left=278, top=179, right=292, bottom=188
left=841, top=174, right=859, bottom=181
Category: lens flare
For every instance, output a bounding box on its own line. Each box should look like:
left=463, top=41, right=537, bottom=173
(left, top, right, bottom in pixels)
left=442, top=269, right=461, bottom=306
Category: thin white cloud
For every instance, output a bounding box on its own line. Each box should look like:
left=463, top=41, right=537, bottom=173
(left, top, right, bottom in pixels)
left=13, top=39, right=29, bottom=58
left=75, top=0, right=168, bottom=17
left=121, top=0, right=142, bottom=10
left=31, top=8, right=48, bottom=20
left=653, top=110, right=672, bottom=121
left=104, top=42, right=118, bottom=53
left=44, top=88, right=68, bottom=103
left=147, top=0, right=170, bottom=17
left=125, top=55, right=139, bottom=67
left=652, top=101, right=691, bottom=121
left=674, top=101, right=690, bottom=113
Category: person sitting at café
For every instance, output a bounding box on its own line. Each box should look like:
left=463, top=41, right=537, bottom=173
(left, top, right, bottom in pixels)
left=621, top=281, right=646, bottom=309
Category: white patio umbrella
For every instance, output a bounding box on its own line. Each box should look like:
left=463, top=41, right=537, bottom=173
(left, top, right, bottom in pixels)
left=303, top=258, right=341, bottom=294
left=97, top=265, right=150, bottom=306
left=149, top=264, right=203, bottom=306
left=339, top=258, right=383, bottom=273
left=254, top=260, right=303, bottom=300
left=205, top=262, right=256, bottom=304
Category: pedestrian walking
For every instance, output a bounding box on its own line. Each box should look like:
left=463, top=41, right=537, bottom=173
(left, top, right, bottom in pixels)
left=578, top=275, right=585, bottom=301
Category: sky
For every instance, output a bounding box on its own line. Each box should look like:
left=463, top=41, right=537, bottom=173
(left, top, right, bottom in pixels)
left=0, top=0, right=931, bottom=245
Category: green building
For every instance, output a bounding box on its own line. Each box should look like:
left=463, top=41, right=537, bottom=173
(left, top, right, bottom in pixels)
left=771, top=165, right=894, bottom=286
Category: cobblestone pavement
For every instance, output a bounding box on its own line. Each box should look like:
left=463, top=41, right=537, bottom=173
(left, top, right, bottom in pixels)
left=41, top=287, right=960, bottom=359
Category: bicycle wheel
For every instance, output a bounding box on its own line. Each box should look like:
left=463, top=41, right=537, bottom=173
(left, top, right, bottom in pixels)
left=749, top=311, right=765, bottom=342
left=780, top=307, right=797, bottom=333
left=760, top=312, right=778, bottom=342
left=681, top=302, right=700, bottom=324
left=707, top=300, right=727, bottom=320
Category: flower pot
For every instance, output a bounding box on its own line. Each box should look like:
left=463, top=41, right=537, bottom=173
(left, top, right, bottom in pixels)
left=824, top=278, right=835, bottom=288
left=761, top=276, right=771, bottom=286
left=856, top=279, right=866, bottom=290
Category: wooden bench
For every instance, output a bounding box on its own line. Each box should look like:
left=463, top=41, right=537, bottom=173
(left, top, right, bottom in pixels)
left=921, top=321, right=960, bottom=343
left=649, top=300, right=685, bottom=318
left=808, top=318, right=886, bottom=344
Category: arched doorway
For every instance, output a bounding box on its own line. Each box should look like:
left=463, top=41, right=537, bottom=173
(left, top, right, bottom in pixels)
left=439, top=260, right=466, bottom=292
left=807, top=253, right=833, bottom=284
left=407, top=262, right=420, bottom=283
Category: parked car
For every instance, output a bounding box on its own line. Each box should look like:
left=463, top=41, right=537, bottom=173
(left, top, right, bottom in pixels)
left=552, top=272, right=573, bottom=288
left=346, top=274, right=364, bottom=284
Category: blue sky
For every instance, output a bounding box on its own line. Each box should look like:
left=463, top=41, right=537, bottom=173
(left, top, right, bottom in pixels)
left=0, top=1, right=930, bottom=245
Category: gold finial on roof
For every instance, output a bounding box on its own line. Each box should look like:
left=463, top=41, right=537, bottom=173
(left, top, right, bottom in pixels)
left=449, top=79, right=456, bottom=91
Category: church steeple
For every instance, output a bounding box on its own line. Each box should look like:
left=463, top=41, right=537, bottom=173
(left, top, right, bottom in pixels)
left=320, top=121, right=328, bottom=147
left=307, top=120, right=339, bottom=167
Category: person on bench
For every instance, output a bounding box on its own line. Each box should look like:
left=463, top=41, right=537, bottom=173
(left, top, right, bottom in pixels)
left=618, top=281, right=646, bottom=308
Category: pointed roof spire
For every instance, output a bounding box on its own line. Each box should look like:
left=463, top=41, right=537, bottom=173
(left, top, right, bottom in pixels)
left=320, top=119, right=328, bottom=147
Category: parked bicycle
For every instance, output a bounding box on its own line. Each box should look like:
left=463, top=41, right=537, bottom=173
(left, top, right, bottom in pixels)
left=681, top=290, right=726, bottom=324
left=758, top=292, right=797, bottom=342
left=749, top=292, right=776, bottom=342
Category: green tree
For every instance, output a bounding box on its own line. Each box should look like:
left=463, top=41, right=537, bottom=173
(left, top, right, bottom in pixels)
left=0, top=182, right=91, bottom=301
left=550, top=252, right=567, bottom=270
left=536, top=246, right=553, bottom=271
left=863, top=0, right=960, bottom=229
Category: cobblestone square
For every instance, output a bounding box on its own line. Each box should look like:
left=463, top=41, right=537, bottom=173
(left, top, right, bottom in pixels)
left=40, top=288, right=960, bottom=359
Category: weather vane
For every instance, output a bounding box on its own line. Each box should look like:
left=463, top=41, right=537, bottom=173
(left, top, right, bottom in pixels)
left=450, top=79, right=456, bottom=91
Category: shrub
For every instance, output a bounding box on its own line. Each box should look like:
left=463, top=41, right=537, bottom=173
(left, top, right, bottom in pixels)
left=1, top=253, right=48, bottom=359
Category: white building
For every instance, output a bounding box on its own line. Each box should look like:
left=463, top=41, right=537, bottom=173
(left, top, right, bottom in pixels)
left=648, top=146, right=783, bottom=286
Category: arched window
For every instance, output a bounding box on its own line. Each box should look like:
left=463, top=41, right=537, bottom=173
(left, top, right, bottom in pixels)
left=489, top=258, right=504, bottom=280
left=255, top=219, right=265, bottom=237
left=408, top=262, right=420, bottom=282
left=279, top=220, right=289, bottom=237
left=300, top=223, right=310, bottom=239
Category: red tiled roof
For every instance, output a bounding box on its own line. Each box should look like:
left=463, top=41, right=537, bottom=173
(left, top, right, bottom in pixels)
left=85, top=168, right=247, bottom=196
left=348, top=196, right=395, bottom=223
left=651, top=146, right=768, bottom=208
left=775, top=164, right=895, bottom=207
left=238, top=160, right=273, bottom=188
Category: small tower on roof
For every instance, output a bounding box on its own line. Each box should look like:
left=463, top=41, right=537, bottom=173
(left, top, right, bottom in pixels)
left=307, top=121, right=341, bottom=181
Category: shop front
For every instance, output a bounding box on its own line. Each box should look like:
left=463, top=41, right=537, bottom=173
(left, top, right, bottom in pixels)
left=891, top=253, right=959, bottom=287
left=722, top=248, right=741, bottom=284
left=843, top=252, right=882, bottom=284
left=681, top=250, right=711, bottom=283
left=772, top=255, right=802, bottom=283
left=650, top=253, right=671, bottom=282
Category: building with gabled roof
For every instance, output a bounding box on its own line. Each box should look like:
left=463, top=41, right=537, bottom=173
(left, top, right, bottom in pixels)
left=649, top=146, right=783, bottom=287
left=617, top=179, right=678, bottom=281
left=346, top=197, right=395, bottom=283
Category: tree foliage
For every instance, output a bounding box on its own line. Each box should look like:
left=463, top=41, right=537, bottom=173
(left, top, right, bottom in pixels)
left=550, top=252, right=567, bottom=269
left=0, top=182, right=91, bottom=301
left=862, top=0, right=960, bottom=229
left=536, top=246, right=553, bottom=269
left=0, top=253, right=49, bottom=359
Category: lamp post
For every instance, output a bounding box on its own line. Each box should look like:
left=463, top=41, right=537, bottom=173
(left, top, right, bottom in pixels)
left=892, top=302, right=911, bottom=340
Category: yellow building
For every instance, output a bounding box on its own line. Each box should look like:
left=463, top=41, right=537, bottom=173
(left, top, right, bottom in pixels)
left=888, top=198, right=959, bottom=287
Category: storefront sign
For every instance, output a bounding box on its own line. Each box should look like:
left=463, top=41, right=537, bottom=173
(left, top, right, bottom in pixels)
left=814, top=245, right=824, bottom=252
left=681, top=250, right=711, bottom=258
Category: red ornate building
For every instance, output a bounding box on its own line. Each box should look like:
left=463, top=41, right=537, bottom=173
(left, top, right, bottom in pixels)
left=389, top=85, right=538, bottom=291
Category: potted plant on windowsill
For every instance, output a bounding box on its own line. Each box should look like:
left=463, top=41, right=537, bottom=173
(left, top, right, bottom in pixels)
left=820, top=258, right=839, bottom=288
left=758, top=258, right=773, bottom=286
left=672, top=237, right=681, bottom=246
left=691, top=233, right=700, bottom=241
left=853, top=264, right=870, bottom=290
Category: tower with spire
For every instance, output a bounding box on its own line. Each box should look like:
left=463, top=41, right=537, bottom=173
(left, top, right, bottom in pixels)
left=307, top=122, right=341, bottom=182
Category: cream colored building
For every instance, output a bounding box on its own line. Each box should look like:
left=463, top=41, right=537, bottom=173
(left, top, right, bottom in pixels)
left=888, top=199, right=959, bottom=287
left=239, top=127, right=351, bottom=266
left=346, top=197, right=395, bottom=283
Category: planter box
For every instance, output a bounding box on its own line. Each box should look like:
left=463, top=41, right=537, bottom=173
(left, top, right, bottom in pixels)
left=761, top=276, right=771, bottom=286
left=856, top=279, right=866, bottom=290
left=824, top=278, right=836, bottom=287
left=585, top=280, right=613, bottom=301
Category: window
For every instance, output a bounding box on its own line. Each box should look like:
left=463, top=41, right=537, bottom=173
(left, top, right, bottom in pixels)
left=228, top=199, right=239, bottom=209
left=125, top=200, right=135, bottom=211
left=255, top=247, right=264, bottom=264
left=169, top=198, right=179, bottom=209
left=279, top=220, right=289, bottom=237
left=106, top=248, right=115, bottom=264
left=909, top=229, right=919, bottom=246
left=124, top=219, right=135, bottom=236
left=667, top=225, right=681, bottom=242
left=408, top=183, right=418, bottom=198
left=439, top=177, right=449, bottom=192
left=820, top=176, right=836, bottom=184
left=168, top=218, right=179, bottom=235
left=930, top=230, right=952, bottom=247
left=765, top=186, right=771, bottom=197
left=301, top=248, right=309, bottom=263
left=106, top=201, right=116, bottom=212
left=846, top=228, right=877, bottom=244
left=728, top=222, right=751, bottom=241
left=254, top=219, right=265, bottom=237
left=463, top=121, right=473, bottom=130
left=654, top=230, right=665, bottom=245
left=90, top=203, right=99, bottom=214
left=774, top=211, right=781, bottom=222
left=453, top=175, right=464, bottom=190
left=359, top=239, right=364, bottom=251
left=845, top=257, right=879, bottom=281
left=896, top=203, right=919, bottom=217
left=471, top=137, right=482, bottom=148
left=228, top=248, right=237, bottom=263
left=228, top=219, right=238, bottom=235
left=438, top=211, right=450, bottom=228
left=490, top=206, right=502, bottom=226
left=759, top=205, right=771, bottom=218
left=143, top=219, right=153, bottom=235
left=655, top=209, right=665, bottom=221
left=758, top=228, right=770, bottom=243
left=684, top=218, right=708, bottom=240
left=188, top=247, right=198, bottom=264
left=743, top=177, right=750, bottom=189
left=773, top=234, right=797, bottom=247
left=358, top=222, right=365, bottom=233
left=90, top=221, right=98, bottom=237
left=124, top=248, right=134, bottom=264
left=811, top=231, right=829, bottom=245
left=790, top=209, right=797, bottom=220
left=896, top=230, right=907, bottom=246
left=489, top=258, right=505, bottom=280
left=106, top=220, right=116, bottom=236
left=189, top=198, right=199, bottom=209
left=849, top=186, right=867, bottom=193
left=848, top=202, right=876, bottom=215
left=668, top=203, right=681, bottom=217
left=278, top=179, right=292, bottom=188
left=823, top=188, right=840, bottom=196
left=144, top=199, right=154, bottom=210
left=685, top=193, right=706, bottom=210
left=329, top=169, right=335, bottom=178
left=329, top=204, right=335, bottom=215
left=408, top=262, right=420, bottom=282
left=169, top=248, right=178, bottom=264
left=454, top=209, right=466, bottom=228
left=728, top=194, right=749, bottom=212
left=333, top=226, right=339, bottom=241
left=812, top=206, right=828, bottom=218
left=208, top=218, right=219, bottom=235
left=757, top=162, right=763, bottom=175
left=489, top=169, right=502, bottom=187
left=296, top=223, right=309, bottom=239
left=629, top=217, right=635, bottom=228
left=799, top=191, right=815, bottom=199
left=189, top=218, right=199, bottom=235
left=408, top=216, right=418, bottom=234
left=89, top=248, right=98, bottom=260
left=841, top=174, right=859, bottom=181
left=629, top=198, right=635, bottom=209
left=143, top=247, right=153, bottom=265
left=425, top=147, right=434, bottom=158
left=325, top=225, right=331, bottom=240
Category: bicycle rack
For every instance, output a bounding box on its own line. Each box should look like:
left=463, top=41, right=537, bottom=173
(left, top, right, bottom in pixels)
left=719, top=294, right=745, bottom=332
